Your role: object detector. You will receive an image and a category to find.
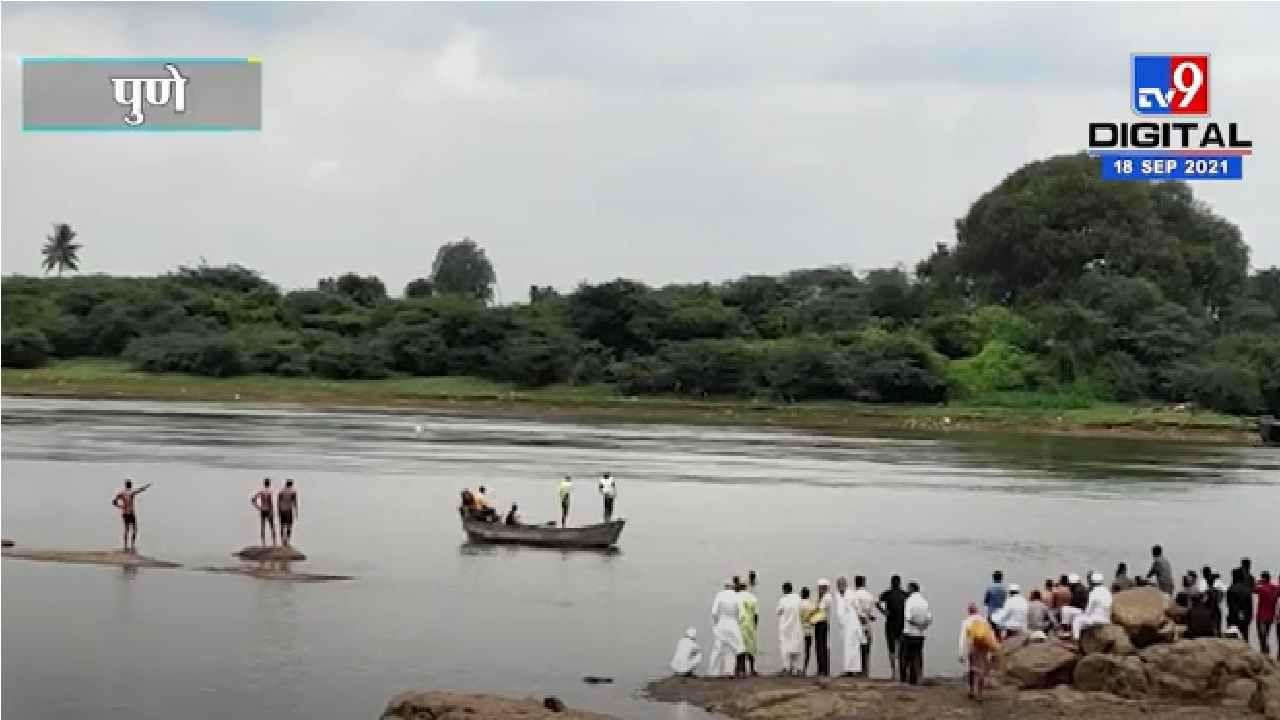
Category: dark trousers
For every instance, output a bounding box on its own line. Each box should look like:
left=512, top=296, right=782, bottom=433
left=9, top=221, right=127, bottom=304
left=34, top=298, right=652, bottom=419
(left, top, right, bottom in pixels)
left=860, top=637, right=872, bottom=677
left=814, top=621, right=830, bottom=676
left=603, top=496, right=615, bottom=521
left=1230, top=615, right=1252, bottom=643
left=900, top=635, right=924, bottom=685
left=1258, top=620, right=1273, bottom=655
left=803, top=635, right=813, bottom=674
left=885, top=626, right=903, bottom=680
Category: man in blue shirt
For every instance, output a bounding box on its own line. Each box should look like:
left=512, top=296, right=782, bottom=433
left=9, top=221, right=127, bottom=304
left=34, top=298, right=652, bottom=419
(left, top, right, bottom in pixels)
left=983, top=570, right=1008, bottom=622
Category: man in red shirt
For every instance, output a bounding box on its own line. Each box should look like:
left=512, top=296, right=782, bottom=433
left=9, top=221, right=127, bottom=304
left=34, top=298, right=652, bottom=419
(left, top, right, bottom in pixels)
left=1256, top=571, right=1279, bottom=658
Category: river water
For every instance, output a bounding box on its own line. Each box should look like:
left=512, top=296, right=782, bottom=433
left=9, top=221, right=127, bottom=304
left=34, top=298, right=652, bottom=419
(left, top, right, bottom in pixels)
left=2, top=397, right=1277, bottom=719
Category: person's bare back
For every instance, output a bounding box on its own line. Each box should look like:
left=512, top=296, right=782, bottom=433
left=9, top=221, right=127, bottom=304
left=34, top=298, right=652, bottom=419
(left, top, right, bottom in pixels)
left=111, top=479, right=151, bottom=551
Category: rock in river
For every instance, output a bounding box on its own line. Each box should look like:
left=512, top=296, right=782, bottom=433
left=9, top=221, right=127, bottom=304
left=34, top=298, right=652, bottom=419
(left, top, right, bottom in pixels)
left=381, top=690, right=614, bottom=719
left=233, top=545, right=307, bottom=561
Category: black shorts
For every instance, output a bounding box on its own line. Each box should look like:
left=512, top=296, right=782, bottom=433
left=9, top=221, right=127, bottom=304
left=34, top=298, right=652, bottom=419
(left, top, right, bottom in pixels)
left=885, top=624, right=903, bottom=653
left=279, top=510, right=293, bottom=526
left=260, top=510, right=273, bottom=522
left=561, top=496, right=570, bottom=511
left=122, top=513, right=137, bottom=527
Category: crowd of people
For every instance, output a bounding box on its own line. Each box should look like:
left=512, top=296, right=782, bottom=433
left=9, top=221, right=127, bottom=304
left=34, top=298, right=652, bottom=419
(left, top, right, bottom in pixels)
left=671, top=545, right=1279, bottom=700
left=671, top=571, right=935, bottom=686
left=458, top=473, right=619, bottom=527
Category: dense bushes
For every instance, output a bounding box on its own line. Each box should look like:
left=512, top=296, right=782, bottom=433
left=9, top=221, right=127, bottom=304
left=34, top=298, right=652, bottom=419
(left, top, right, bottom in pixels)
left=1, top=327, right=53, bottom=368
left=4, top=154, right=1279, bottom=415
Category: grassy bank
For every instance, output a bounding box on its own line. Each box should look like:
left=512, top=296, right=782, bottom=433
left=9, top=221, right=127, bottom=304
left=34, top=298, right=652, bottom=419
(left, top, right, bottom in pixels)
left=2, top=360, right=1260, bottom=442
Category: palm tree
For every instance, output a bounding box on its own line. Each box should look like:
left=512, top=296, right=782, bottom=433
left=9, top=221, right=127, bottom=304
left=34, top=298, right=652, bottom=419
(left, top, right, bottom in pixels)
left=41, top=223, right=82, bottom=276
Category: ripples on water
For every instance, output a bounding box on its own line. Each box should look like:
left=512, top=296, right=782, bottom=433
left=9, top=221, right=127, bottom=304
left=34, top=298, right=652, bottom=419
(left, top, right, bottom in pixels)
left=3, top=398, right=1277, bottom=720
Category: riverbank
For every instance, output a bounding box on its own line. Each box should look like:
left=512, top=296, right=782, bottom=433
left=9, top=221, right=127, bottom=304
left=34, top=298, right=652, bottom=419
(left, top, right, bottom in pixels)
left=2, top=360, right=1261, bottom=443
left=644, top=675, right=1264, bottom=719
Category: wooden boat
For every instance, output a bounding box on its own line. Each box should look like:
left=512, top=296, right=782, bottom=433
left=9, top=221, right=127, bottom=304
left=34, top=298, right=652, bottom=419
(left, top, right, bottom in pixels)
left=460, top=510, right=625, bottom=549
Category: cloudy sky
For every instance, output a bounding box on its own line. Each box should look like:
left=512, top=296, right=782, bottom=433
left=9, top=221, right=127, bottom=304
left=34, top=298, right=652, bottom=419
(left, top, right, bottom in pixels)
left=3, top=2, right=1278, bottom=301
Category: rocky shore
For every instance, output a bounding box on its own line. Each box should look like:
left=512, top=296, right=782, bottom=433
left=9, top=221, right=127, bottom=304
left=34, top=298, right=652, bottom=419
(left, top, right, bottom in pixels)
left=645, top=587, right=1280, bottom=720
left=380, top=690, right=615, bottom=719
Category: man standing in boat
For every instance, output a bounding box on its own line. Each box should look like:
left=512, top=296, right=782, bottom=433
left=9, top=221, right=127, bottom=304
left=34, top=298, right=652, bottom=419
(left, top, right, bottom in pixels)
left=278, top=479, right=299, bottom=546
left=599, top=472, right=617, bottom=522
left=251, top=478, right=277, bottom=546
left=112, top=479, right=151, bottom=552
left=558, top=475, right=573, bottom=527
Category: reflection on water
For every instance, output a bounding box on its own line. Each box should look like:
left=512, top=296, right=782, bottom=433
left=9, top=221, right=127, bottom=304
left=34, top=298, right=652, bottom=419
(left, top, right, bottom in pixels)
left=3, top=398, right=1278, bottom=720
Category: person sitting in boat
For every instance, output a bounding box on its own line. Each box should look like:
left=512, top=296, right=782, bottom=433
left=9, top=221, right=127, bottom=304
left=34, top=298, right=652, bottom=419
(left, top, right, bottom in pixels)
left=474, top=486, right=498, bottom=522
left=504, top=503, right=523, bottom=526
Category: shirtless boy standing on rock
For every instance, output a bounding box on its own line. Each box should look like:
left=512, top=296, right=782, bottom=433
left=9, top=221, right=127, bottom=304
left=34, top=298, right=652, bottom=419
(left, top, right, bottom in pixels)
left=277, top=479, right=299, bottom=546
left=112, top=479, right=151, bottom=552
left=252, top=478, right=277, bottom=546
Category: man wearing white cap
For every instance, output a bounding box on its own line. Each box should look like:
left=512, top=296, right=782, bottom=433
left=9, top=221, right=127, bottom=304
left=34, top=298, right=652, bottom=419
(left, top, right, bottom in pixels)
left=708, top=580, right=744, bottom=677
left=992, top=583, right=1029, bottom=640
left=1072, top=572, right=1114, bottom=640
left=1060, top=573, right=1084, bottom=631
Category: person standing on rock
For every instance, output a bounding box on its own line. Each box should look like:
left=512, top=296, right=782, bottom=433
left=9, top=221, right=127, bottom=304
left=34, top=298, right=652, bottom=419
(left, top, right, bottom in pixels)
left=598, top=473, right=617, bottom=522
left=1254, top=571, right=1278, bottom=656
left=708, top=579, right=744, bottom=677
left=278, top=479, right=299, bottom=547
left=877, top=575, right=908, bottom=680
left=852, top=576, right=876, bottom=677
left=112, top=479, right=152, bottom=552
left=814, top=579, right=833, bottom=676
left=834, top=576, right=865, bottom=676
left=982, top=570, right=1007, bottom=621
left=900, top=582, right=932, bottom=685
left=251, top=478, right=277, bottom=546
left=557, top=476, right=572, bottom=527
left=776, top=582, right=804, bottom=675
left=1226, top=568, right=1254, bottom=644
left=1146, top=545, right=1174, bottom=595
left=1072, top=572, right=1112, bottom=640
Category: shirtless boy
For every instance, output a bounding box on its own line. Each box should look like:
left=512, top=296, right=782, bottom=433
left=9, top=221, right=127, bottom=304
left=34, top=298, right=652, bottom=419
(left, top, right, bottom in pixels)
left=277, top=479, right=299, bottom=546
left=112, top=479, right=152, bottom=551
left=251, top=478, right=277, bottom=546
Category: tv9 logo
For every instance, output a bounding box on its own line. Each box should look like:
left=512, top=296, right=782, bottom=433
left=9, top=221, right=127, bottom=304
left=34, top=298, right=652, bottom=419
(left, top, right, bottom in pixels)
left=1132, top=54, right=1209, bottom=116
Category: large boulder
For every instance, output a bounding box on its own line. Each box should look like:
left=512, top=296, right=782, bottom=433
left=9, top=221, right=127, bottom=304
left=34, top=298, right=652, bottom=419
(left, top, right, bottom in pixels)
left=1138, top=638, right=1276, bottom=700
left=1073, top=653, right=1149, bottom=697
left=381, top=691, right=614, bottom=719
left=1003, top=642, right=1080, bottom=689
left=1079, top=624, right=1134, bottom=656
left=1111, top=587, right=1170, bottom=647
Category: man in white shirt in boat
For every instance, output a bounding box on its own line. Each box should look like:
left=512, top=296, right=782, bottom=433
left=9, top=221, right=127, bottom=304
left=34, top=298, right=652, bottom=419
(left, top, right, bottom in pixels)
left=598, top=473, right=617, bottom=522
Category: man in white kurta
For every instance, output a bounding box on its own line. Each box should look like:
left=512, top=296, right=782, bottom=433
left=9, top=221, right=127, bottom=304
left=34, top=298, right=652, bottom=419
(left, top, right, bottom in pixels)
left=776, top=583, right=804, bottom=675
left=670, top=627, right=703, bottom=676
left=835, top=577, right=865, bottom=676
left=1072, top=572, right=1114, bottom=640
left=708, top=580, right=744, bottom=677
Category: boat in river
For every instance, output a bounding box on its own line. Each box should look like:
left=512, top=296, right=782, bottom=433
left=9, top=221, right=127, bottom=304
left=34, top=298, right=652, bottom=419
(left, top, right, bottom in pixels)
left=459, top=511, right=625, bottom=549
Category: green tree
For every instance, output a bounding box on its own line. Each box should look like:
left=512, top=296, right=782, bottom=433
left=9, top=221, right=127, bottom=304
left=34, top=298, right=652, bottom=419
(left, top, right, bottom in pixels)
left=1, top=328, right=53, bottom=368
left=404, top=278, right=434, bottom=299
left=41, top=223, right=82, bottom=276
left=431, top=237, right=496, bottom=302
